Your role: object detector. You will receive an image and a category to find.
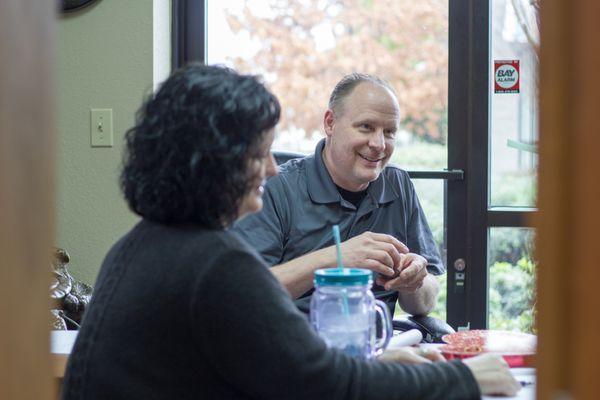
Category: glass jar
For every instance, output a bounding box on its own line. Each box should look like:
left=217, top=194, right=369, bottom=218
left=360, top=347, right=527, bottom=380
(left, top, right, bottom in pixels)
left=310, top=268, right=392, bottom=359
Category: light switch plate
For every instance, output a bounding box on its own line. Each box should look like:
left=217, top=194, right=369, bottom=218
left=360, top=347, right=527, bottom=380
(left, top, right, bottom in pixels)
left=90, top=108, right=113, bottom=147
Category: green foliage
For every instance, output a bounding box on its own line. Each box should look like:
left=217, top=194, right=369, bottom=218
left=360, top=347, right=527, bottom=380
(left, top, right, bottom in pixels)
left=489, top=258, right=536, bottom=333
left=361, top=0, right=374, bottom=10
left=491, top=171, right=537, bottom=207
left=424, top=258, right=536, bottom=333
left=490, top=228, right=535, bottom=266
left=390, top=139, right=447, bottom=170
left=429, top=274, right=447, bottom=321
left=378, top=34, right=400, bottom=51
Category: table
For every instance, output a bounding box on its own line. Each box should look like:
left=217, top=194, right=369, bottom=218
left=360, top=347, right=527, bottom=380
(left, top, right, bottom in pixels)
left=50, top=330, right=77, bottom=378
left=417, top=343, right=536, bottom=400
left=51, top=330, right=535, bottom=399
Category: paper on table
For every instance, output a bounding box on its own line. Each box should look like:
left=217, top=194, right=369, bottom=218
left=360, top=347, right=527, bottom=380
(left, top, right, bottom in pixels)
left=388, top=329, right=423, bottom=349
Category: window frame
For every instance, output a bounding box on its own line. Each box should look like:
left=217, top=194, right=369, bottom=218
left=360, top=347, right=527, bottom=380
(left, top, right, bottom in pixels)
left=172, top=0, right=206, bottom=69
left=447, top=0, right=537, bottom=329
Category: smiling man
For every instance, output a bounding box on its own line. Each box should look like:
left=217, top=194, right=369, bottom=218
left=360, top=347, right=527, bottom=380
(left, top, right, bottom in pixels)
left=233, top=73, right=442, bottom=318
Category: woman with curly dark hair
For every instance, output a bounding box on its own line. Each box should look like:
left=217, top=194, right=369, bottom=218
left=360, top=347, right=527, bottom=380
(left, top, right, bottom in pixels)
left=61, top=65, right=517, bottom=400
left=119, top=64, right=279, bottom=228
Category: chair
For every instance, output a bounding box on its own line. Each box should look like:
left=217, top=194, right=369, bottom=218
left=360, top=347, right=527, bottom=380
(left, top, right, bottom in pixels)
left=273, top=150, right=305, bottom=166
left=392, top=315, right=454, bottom=343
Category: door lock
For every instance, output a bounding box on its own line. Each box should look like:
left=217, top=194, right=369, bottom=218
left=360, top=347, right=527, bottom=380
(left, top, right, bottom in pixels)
left=453, top=258, right=466, bottom=293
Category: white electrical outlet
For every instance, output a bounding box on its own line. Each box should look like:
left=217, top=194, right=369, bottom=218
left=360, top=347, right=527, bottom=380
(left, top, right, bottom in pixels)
left=90, top=108, right=113, bottom=147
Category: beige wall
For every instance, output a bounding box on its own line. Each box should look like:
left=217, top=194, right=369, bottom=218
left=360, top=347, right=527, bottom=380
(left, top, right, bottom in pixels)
left=57, top=0, right=170, bottom=285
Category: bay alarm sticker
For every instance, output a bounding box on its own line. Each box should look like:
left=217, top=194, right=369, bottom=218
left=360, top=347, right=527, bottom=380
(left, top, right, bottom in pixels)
left=494, top=60, right=520, bottom=93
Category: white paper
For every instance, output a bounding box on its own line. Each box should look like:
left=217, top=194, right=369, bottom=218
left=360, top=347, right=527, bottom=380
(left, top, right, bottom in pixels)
left=387, top=329, right=423, bottom=348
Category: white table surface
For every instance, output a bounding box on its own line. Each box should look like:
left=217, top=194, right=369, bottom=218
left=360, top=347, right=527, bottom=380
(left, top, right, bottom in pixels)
left=417, top=343, right=535, bottom=399
left=51, top=330, right=535, bottom=398
left=50, top=330, right=78, bottom=377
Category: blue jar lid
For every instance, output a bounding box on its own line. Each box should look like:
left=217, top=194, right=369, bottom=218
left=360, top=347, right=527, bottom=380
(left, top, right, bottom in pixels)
left=314, top=268, right=373, bottom=286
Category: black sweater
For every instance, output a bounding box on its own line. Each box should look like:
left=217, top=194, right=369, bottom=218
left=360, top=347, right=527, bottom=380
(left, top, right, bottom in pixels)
left=61, top=220, right=480, bottom=399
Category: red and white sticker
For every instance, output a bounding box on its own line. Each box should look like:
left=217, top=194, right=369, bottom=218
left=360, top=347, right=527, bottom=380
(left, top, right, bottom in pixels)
left=494, top=60, right=520, bottom=93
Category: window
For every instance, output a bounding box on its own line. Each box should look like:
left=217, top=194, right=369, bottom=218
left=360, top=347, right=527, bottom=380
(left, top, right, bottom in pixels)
left=206, top=1, right=450, bottom=161
left=487, top=1, right=538, bottom=332
left=446, top=0, right=538, bottom=330
left=489, top=228, right=536, bottom=332
left=175, top=0, right=540, bottom=331
left=490, top=0, right=539, bottom=208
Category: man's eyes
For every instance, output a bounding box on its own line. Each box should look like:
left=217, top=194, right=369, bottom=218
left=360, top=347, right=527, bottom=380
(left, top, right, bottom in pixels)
left=356, top=123, right=397, bottom=138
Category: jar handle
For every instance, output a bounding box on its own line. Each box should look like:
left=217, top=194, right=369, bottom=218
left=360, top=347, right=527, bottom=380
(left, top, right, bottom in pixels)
left=373, top=300, right=392, bottom=357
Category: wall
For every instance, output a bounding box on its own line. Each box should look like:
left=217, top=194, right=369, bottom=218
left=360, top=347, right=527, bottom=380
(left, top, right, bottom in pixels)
left=57, top=0, right=170, bottom=285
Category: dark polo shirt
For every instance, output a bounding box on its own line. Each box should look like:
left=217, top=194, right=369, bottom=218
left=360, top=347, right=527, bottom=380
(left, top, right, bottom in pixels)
left=233, top=139, right=443, bottom=315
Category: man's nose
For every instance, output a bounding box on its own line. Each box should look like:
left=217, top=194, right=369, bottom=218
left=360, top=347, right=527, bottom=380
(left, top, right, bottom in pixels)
left=368, top=130, right=386, bottom=150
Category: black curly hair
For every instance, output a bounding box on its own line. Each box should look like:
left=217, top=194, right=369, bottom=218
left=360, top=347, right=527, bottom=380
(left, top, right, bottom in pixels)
left=120, top=64, right=280, bottom=228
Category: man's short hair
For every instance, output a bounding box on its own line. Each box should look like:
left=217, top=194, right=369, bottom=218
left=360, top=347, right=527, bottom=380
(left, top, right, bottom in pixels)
left=328, top=73, right=396, bottom=114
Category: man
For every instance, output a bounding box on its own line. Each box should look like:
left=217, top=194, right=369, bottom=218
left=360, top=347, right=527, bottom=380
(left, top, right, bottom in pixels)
left=234, top=73, right=442, bottom=317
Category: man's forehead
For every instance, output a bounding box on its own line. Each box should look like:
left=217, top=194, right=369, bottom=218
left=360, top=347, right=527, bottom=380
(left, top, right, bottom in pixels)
left=339, top=82, right=400, bottom=115
left=345, top=99, right=401, bottom=122
left=352, top=113, right=401, bottom=128
left=353, top=81, right=397, bottom=99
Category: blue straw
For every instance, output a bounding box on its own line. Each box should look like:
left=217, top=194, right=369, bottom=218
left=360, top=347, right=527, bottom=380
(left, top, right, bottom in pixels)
left=332, top=225, right=344, bottom=271
left=332, top=225, right=350, bottom=315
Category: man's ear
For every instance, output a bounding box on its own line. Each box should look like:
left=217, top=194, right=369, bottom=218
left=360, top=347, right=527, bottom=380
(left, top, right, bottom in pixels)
left=323, top=109, right=335, bottom=137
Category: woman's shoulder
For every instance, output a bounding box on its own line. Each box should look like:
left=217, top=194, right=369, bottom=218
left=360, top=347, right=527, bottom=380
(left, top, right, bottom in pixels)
left=188, top=230, right=278, bottom=294
left=120, top=221, right=261, bottom=267
left=213, top=229, right=267, bottom=264
left=169, top=227, right=266, bottom=267
left=109, top=221, right=268, bottom=282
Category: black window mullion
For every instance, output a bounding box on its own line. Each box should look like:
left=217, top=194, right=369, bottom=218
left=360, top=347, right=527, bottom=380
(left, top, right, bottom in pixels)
left=172, top=0, right=206, bottom=70
left=487, top=208, right=536, bottom=227
left=447, top=0, right=469, bottom=330
left=447, top=0, right=490, bottom=330
left=407, top=170, right=464, bottom=180
left=468, top=0, right=491, bottom=330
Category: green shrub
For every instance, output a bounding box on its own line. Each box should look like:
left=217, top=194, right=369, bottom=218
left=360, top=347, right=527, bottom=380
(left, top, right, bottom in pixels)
left=489, top=258, right=536, bottom=333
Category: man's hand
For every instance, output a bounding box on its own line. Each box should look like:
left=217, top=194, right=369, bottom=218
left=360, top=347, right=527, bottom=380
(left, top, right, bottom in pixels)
left=376, top=253, right=428, bottom=292
left=339, top=232, right=409, bottom=278
left=270, top=231, right=410, bottom=299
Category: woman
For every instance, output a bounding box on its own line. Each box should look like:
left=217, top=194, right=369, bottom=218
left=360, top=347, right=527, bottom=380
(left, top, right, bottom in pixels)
left=61, top=65, right=519, bottom=399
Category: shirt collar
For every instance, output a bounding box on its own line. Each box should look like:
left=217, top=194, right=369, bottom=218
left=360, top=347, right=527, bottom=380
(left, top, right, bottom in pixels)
left=306, top=139, right=400, bottom=205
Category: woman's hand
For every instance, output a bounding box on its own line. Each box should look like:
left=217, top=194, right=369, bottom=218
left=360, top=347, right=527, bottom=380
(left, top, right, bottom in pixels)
left=378, top=346, right=445, bottom=364
left=463, top=354, right=521, bottom=396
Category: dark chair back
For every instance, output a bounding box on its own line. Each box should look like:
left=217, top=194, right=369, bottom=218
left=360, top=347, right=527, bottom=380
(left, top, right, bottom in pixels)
left=273, top=150, right=305, bottom=166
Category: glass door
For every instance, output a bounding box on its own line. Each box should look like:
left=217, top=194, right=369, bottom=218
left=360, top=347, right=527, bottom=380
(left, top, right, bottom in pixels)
left=446, top=0, right=539, bottom=330
left=487, top=0, right=538, bottom=332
